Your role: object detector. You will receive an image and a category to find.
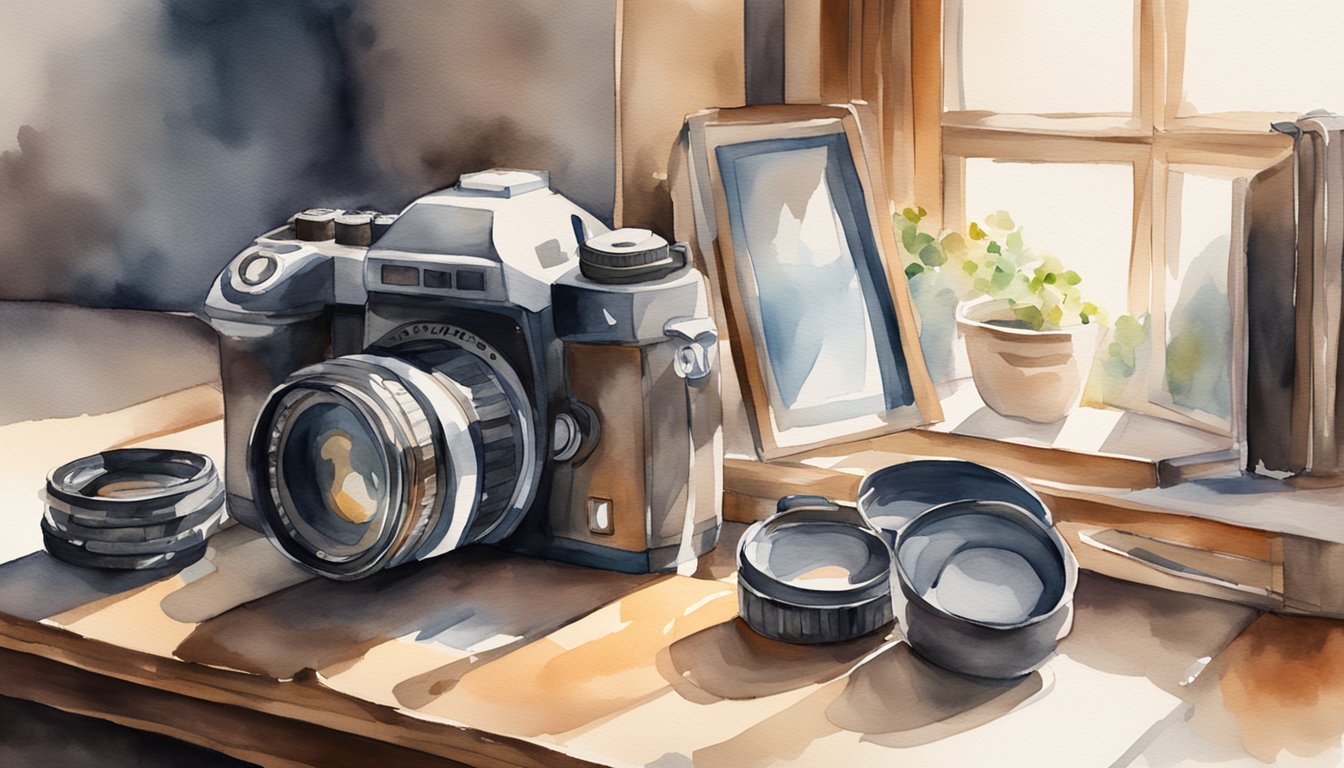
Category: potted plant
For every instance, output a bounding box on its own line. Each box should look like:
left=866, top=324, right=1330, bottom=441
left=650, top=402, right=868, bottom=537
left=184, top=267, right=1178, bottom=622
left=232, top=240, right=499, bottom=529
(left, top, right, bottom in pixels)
left=896, top=208, right=1143, bottom=423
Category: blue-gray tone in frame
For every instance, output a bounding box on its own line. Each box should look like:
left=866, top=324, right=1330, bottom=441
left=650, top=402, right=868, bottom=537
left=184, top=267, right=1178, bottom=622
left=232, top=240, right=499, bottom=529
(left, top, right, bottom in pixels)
left=716, top=134, right=916, bottom=423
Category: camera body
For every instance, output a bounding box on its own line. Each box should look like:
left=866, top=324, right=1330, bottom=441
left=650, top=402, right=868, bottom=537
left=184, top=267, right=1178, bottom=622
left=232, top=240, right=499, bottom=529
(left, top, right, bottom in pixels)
left=204, top=170, right=722, bottom=578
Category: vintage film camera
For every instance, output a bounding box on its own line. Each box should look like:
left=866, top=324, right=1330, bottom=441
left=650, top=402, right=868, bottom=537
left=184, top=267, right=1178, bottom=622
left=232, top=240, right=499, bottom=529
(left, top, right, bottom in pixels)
left=204, top=170, right=722, bottom=579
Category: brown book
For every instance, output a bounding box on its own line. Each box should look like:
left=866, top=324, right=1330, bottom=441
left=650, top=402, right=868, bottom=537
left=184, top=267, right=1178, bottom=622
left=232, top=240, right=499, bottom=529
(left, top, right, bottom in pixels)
left=1245, top=152, right=1299, bottom=475
left=1245, top=113, right=1344, bottom=477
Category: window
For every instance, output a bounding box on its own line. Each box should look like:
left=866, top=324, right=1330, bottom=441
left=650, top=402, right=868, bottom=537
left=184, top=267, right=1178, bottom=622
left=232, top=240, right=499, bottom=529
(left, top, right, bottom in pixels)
left=937, top=0, right=1321, bottom=434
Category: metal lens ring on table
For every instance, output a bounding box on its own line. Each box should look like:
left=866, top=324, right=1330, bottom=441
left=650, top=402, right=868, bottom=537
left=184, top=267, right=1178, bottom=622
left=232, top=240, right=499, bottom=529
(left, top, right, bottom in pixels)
left=736, top=495, right=895, bottom=645
left=893, top=499, right=1078, bottom=680
left=43, top=492, right=223, bottom=543
left=41, top=530, right=210, bottom=571
left=44, top=449, right=222, bottom=526
left=70, top=507, right=226, bottom=556
left=40, top=449, right=223, bottom=571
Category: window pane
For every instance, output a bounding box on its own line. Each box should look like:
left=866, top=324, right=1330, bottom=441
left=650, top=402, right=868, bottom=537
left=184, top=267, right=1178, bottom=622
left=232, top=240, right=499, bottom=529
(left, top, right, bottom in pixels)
left=949, top=0, right=1133, bottom=114
left=1183, top=0, right=1344, bottom=114
left=963, top=160, right=1133, bottom=320
left=1160, top=171, right=1234, bottom=423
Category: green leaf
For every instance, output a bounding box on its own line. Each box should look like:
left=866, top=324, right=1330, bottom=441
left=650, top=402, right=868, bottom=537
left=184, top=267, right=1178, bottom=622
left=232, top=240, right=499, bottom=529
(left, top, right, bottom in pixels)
left=984, top=210, right=1015, bottom=231
left=905, top=262, right=924, bottom=279
left=917, top=206, right=927, bottom=217
left=1046, top=305, right=1064, bottom=328
left=919, top=242, right=946, bottom=267
left=1043, top=272, right=1056, bottom=285
left=1013, top=305, right=1046, bottom=330
left=968, top=222, right=987, bottom=241
left=986, top=241, right=1002, bottom=255
left=1114, top=314, right=1149, bottom=347
left=941, top=231, right=969, bottom=257
left=1006, top=230, right=1024, bottom=252
left=962, top=260, right=979, bottom=276
left=1062, top=270, right=1082, bottom=286
left=902, top=207, right=921, bottom=223
left=902, top=228, right=934, bottom=255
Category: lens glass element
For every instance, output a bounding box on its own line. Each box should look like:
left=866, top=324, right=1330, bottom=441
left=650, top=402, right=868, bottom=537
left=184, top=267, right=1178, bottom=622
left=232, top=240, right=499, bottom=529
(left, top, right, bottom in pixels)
left=278, top=401, right=389, bottom=557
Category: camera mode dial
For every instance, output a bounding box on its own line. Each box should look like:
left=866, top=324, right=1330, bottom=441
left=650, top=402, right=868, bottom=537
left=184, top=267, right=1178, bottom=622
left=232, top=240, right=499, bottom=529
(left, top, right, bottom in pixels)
left=579, top=227, right=688, bottom=285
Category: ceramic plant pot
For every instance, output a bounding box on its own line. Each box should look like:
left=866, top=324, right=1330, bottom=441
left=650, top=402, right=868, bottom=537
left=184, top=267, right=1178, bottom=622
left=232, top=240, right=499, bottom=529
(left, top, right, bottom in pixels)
left=957, top=299, right=1099, bottom=423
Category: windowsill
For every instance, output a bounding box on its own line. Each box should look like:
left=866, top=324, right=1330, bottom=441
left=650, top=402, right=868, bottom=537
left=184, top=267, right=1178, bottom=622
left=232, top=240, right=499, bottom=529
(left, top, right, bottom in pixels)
left=923, top=379, right=1232, bottom=465
left=722, top=379, right=1344, bottom=547
left=721, top=385, right=1344, bottom=611
left=735, top=378, right=1237, bottom=493
left=941, top=111, right=1144, bottom=137
left=921, top=380, right=1344, bottom=544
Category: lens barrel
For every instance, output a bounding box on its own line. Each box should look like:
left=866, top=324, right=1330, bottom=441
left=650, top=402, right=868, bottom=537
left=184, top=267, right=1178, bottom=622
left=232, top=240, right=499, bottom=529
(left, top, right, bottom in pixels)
left=249, top=347, right=527, bottom=579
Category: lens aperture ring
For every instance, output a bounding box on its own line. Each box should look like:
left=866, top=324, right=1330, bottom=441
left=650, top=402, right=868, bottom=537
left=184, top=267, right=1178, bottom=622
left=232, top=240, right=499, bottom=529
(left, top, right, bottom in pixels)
left=321, top=356, right=464, bottom=568
left=372, top=374, right=440, bottom=567
left=423, top=351, right=521, bottom=547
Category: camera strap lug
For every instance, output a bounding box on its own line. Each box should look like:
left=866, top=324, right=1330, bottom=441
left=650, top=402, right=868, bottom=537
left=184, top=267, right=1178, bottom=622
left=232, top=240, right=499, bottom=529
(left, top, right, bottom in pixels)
left=664, top=316, right=717, bottom=382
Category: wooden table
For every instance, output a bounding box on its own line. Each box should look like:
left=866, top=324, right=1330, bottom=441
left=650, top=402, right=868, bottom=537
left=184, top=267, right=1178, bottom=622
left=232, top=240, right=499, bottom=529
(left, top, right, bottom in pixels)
left=0, top=386, right=1338, bottom=766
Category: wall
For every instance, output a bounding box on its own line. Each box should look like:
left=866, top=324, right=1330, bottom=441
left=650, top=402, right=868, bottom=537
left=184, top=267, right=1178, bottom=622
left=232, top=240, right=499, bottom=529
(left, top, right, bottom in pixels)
left=0, top=0, right=617, bottom=310
left=617, top=0, right=745, bottom=234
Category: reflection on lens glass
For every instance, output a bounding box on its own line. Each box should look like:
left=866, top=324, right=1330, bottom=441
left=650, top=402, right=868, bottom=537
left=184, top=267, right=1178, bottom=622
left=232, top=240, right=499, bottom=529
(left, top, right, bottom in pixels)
left=319, top=432, right=380, bottom=524
left=280, top=402, right=388, bottom=556
left=91, top=475, right=178, bottom=498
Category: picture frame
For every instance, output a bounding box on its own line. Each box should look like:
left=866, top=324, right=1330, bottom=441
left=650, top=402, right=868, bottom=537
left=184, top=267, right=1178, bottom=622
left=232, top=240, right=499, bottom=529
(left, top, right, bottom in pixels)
left=679, top=103, right=942, bottom=460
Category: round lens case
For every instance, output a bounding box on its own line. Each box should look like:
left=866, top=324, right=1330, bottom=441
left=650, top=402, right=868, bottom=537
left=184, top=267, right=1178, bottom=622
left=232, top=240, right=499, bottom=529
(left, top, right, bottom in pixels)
left=736, top=495, right=895, bottom=645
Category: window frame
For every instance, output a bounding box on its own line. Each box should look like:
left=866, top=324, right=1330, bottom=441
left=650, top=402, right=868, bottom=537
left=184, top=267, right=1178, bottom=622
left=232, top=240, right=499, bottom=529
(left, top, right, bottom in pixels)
left=927, top=0, right=1295, bottom=436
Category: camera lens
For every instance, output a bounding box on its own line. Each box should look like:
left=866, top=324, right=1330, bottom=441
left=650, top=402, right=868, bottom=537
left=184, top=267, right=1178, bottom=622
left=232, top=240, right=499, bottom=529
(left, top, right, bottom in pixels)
left=250, top=344, right=534, bottom=579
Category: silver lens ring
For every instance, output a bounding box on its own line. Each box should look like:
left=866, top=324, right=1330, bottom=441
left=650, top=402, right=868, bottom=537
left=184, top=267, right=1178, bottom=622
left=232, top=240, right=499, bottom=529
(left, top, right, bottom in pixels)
left=369, top=322, right=538, bottom=546
left=340, top=353, right=484, bottom=564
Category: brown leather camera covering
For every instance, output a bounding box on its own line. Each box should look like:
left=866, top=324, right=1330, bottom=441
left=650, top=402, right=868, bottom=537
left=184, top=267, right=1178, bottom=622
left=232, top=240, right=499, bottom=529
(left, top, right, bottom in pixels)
left=553, top=343, right=650, bottom=552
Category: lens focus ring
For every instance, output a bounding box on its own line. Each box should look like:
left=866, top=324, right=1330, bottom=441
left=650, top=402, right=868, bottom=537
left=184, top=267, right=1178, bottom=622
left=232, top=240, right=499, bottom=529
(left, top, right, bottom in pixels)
left=425, top=351, right=520, bottom=539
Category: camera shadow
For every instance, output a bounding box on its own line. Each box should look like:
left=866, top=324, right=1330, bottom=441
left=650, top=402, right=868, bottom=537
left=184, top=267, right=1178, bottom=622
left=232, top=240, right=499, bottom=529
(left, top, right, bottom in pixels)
left=170, top=543, right=660, bottom=681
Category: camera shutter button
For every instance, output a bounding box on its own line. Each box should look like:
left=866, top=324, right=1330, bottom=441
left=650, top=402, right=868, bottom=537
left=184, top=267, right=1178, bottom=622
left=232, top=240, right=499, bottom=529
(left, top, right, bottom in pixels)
left=238, top=252, right=279, bottom=286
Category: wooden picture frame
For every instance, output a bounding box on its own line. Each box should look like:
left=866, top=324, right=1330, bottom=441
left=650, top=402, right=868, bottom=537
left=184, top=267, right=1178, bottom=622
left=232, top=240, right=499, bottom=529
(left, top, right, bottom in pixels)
left=678, top=103, right=941, bottom=460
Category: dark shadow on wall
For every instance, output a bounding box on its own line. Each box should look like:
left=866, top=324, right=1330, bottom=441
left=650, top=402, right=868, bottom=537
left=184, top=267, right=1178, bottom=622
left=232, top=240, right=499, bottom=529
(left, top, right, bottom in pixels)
left=0, top=0, right=617, bottom=311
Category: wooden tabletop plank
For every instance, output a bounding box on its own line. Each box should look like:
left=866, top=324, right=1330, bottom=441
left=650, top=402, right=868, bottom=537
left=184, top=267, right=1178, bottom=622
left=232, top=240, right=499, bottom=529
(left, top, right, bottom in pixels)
left=1124, top=612, right=1344, bottom=765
